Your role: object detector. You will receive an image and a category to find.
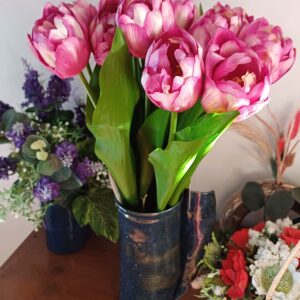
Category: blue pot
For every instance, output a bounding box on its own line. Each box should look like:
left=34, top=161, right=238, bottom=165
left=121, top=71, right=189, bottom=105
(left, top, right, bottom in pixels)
left=117, top=190, right=216, bottom=300
left=43, top=204, right=91, bottom=254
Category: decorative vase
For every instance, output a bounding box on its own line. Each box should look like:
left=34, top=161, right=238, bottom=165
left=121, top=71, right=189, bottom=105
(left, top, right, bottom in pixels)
left=43, top=204, right=91, bottom=254
left=220, top=180, right=296, bottom=231
left=117, top=190, right=216, bottom=300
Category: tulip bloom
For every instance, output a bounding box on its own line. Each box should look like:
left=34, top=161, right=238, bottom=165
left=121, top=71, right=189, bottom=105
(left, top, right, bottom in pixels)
left=202, top=28, right=270, bottom=121
left=238, top=18, right=296, bottom=83
left=117, top=0, right=176, bottom=58
left=141, top=28, right=203, bottom=112
left=171, top=0, right=198, bottom=29
left=28, top=1, right=96, bottom=79
left=189, top=3, right=253, bottom=53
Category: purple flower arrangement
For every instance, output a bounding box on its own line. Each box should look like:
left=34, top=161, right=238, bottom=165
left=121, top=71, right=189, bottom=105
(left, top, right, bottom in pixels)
left=0, top=64, right=118, bottom=242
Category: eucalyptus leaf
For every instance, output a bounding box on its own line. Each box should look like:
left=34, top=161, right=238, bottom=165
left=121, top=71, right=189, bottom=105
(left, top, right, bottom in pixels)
left=87, top=28, right=139, bottom=207
left=1, top=109, right=30, bottom=131
left=72, top=187, right=119, bottom=242
left=137, top=108, right=170, bottom=197
left=241, top=181, right=265, bottom=211
left=60, top=174, right=83, bottom=190
left=22, top=135, right=50, bottom=160
left=51, top=167, right=72, bottom=183
left=265, top=191, right=294, bottom=220
left=37, top=154, right=63, bottom=176
left=292, top=187, right=300, bottom=204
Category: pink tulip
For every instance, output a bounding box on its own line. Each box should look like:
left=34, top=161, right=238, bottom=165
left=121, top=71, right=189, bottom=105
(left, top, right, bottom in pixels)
left=90, top=0, right=120, bottom=65
left=202, top=28, right=270, bottom=121
left=141, top=28, right=203, bottom=112
left=171, top=0, right=198, bottom=29
left=117, top=0, right=176, bottom=58
left=28, top=1, right=96, bottom=79
left=189, top=2, right=253, bottom=53
left=238, top=18, right=296, bottom=83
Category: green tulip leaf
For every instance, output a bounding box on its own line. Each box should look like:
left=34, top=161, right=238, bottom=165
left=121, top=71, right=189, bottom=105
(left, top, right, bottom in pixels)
left=265, top=191, right=294, bottom=221
left=241, top=181, right=265, bottom=211
left=37, top=154, right=63, bottom=176
left=137, top=108, right=170, bottom=197
left=72, top=187, right=119, bottom=243
left=177, top=101, right=204, bottom=131
left=292, top=187, right=300, bottom=204
left=87, top=28, right=139, bottom=207
left=150, top=111, right=238, bottom=211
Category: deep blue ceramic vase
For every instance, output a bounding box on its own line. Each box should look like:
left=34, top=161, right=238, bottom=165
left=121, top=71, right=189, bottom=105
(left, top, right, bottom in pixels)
left=43, top=204, right=90, bottom=254
left=117, top=190, right=216, bottom=300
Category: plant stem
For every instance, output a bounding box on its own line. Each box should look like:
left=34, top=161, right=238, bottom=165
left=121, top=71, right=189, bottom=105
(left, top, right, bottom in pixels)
left=168, top=112, right=178, bottom=144
left=145, top=95, right=151, bottom=119
left=78, top=72, right=97, bottom=110
left=86, top=63, right=93, bottom=78
left=255, top=115, right=278, bottom=138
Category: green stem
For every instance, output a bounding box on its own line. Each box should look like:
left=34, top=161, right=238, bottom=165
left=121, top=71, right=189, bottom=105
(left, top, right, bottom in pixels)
left=168, top=112, right=178, bottom=144
left=78, top=72, right=97, bottom=110
left=86, top=63, right=93, bottom=78
left=145, top=95, right=151, bottom=119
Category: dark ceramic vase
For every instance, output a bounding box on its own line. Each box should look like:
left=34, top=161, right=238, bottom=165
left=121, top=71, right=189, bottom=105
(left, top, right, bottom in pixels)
left=117, top=190, right=216, bottom=300
left=43, top=204, right=91, bottom=254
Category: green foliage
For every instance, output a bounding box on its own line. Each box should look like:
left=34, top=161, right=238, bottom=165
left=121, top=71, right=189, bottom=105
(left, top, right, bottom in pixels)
left=137, top=108, right=170, bottom=197
left=37, top=154, right=63, bottom=176
left=72, top=187, right=119, bottom=243
left=60, top=174, right=83, bottom=191
left=265, top=191, right=294, bottom=220
left=241, top=181, right=265, bottom=211
left=150, top=111, right=238, bottom=211
left=87, top=28, right=140, bottom=207
left=51, top=166, right=72, bottom=183
left=200, top=233, right=222, bottom=271
left=1, top=108, right=30, bottom=131
left=292, top=187, right=300, bottom=203
left=22, top=135, right=50, bottom=162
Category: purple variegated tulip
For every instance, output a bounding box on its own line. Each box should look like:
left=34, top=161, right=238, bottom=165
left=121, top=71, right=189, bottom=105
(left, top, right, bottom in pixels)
left=142, top=28, right=203, bottom=112
left=90, top=0, right=120, bottom=65
left=28, top=1, right=96, bottom=79
left=189, top=2, right=253, bottom=53
left=117, top=0, right=176, bottom=58
left=202, top=28, right=270, bottom=121
left=238, top=18, right=296, bottom=83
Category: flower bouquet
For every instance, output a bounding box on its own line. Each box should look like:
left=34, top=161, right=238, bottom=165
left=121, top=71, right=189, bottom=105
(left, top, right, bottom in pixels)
left=220, top=108, right=300, bottom=230
left=0, top=64, right=118, bottom=249
left=194, top=218, right=300, bottom=300
left=27, top=0, right=296, bottom=298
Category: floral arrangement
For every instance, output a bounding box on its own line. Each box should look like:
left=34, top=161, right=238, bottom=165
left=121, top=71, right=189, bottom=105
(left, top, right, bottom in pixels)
left=28, top=0, right=296, bottom=212
left=0, top=64, right=118, bottom=242
left=193, top=218, right=300, bottom=300
left=233, top=108, right=300, bottom=221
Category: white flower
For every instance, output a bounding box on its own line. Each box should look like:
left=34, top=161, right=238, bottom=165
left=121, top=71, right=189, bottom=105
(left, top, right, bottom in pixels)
left=213, top=286, right=226, bottom=296
left=265, top=220, right=278, bottom=234
left=276, top=218, right=294, bottom=233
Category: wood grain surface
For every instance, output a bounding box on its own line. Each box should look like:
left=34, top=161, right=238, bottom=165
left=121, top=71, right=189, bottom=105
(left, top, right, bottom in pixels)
left=0, top=231, right=196, bottom=300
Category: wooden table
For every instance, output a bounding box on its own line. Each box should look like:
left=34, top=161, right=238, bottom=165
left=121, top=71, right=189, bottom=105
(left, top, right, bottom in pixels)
left=0, top=231, right=195, bottom=300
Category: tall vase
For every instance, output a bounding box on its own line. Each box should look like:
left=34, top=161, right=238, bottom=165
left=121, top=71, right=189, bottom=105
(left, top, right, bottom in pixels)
left=43, top=204, right=91, bottom=254
left=117, top=190, right=216, bottom=300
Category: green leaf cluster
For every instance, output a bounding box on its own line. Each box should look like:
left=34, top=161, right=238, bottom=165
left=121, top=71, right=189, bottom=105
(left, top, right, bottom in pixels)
left=86, top=29, right=238, bottom=212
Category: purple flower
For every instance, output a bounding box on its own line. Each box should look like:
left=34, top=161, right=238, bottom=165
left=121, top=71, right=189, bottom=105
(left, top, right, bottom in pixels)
left=22, top=66, right=44, bottom=108
left=0, top=101, right=12, bottom=120
left=45, top=75, right=72, bottom=106
left=55, top=141, right=78, bottom=168
left=0, top=157, right=17, bottom=180
left=74, top=104, right=86, bottom=127
left=75, top=158, right=102, bottom=183
left=6, top=122, right=35, bottom=148
left=33, top=177, right=60, bottom=203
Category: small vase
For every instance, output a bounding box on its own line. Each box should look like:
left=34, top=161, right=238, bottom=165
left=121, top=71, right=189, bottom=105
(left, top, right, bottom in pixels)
left=117, top=190, right=216, bottom=300
left=43, top=204, right=91, bottom=254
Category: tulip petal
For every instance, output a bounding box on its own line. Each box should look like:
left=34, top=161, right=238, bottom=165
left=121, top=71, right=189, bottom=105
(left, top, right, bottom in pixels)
left=55, top=37, right=90, bottom=79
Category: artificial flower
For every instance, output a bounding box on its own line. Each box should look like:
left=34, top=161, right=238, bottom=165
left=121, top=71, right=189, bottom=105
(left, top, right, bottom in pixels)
left=141, top=27, right=203, bottom=112
left=6, top=122, right=35, bottom=149
left=281, top=227, right=300, bottom=246
left=229, top=228, right=249, bottom=250
left=55, top=141, right=78, bottom=168
left=33, top=176, right=61, bottom=203
left=201, top=28, right=270, bottom=121
left=0, top=157, right=17, bottom=180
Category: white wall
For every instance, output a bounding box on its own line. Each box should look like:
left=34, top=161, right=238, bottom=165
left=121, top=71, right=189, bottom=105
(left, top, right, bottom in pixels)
left=0, top=0, right=299, bottom=266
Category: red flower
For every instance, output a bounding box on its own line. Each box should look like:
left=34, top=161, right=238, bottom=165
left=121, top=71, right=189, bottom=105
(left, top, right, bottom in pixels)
left=281, top=227, right=300, bottom=246
left=220, top=249, right=249, bottom=299
left=230, top=229, right=249, bottom=250
left=252, top=222, right=265, bottom=232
